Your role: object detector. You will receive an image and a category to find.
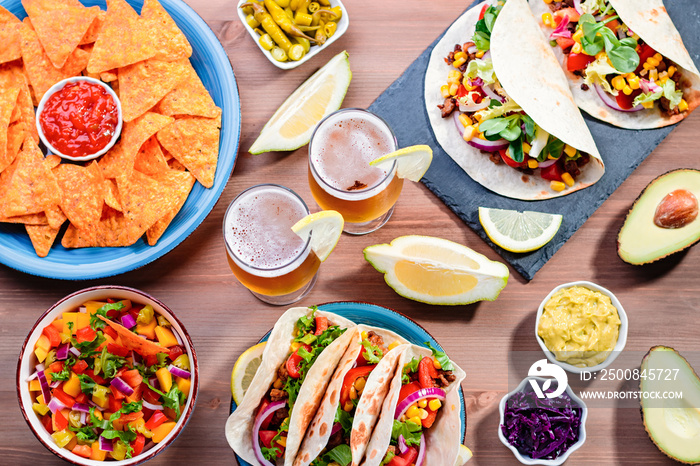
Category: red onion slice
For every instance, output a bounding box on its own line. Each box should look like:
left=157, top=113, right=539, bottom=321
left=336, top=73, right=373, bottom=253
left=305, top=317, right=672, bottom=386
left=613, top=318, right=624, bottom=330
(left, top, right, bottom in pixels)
left=550, top=15, right=572, bottom=39
left=398, top=434, right=409, bottom=454
left=168, top=364, right=191, bottom=379
left=69, top=347, right=81, bottom=358
left=47, top=396, right=67, bottom=414
left=143, top=400, right=164, bottom=411
left=453, top=112, right=465, bottom=136
left=99, top=436, right=114, bottom=452
left=80, top=411, right=87, bottom=425
left=594, top=84, right=643, bottom=112
left=395, top=387, right=447, bottom=420
left=252, top=400, right=287, bottom=466
left=537, top=158, right=558, bottom=168
left=459, top=100, right=489, bottom=112
left=416, top=433, right=426, bottom=466
left=110, top=377, right=134, bottom=396
left=466, top=45, right=477, bottom=54
left=468, top=137, right=509, bottom=152
left=72, top=402, right=91, bottom=413
left=55, top=343, right=69, bottom=361
left=482, top=84, right=505, bottom=103
left=573, top=0, right=583, bottom=15
left=121, top=313, right=136, bottom=329
left=330, top=422, right=342, bottom=437
left=37, top=371, right=51, bottom=404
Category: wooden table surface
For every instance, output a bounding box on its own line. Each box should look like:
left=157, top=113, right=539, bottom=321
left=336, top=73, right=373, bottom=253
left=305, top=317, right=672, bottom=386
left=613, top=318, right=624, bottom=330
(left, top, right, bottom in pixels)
left=2, top=0, right=698, bottom=464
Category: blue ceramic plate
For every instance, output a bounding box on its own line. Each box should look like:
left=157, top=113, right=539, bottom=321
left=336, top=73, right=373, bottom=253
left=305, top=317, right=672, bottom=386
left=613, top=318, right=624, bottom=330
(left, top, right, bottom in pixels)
left=230, top=301, right=467, bottom=465
left=0, top=0, right=240, bottom=280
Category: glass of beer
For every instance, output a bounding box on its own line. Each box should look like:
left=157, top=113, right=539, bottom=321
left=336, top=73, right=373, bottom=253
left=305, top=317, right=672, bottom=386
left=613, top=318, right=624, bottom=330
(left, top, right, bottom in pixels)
left=308, top=108, right=403, bottom=235
left=223, top=184, right=321, bottom=305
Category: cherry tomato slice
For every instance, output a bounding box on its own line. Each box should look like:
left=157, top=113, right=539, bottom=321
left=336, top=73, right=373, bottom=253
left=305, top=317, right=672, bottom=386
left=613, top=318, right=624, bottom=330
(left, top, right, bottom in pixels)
left=339, top=365, right=376, bottom=408
left=418, top=357, right=438, bottom=389
left=313, top=316, right=328, bottom=336
left=285, top=344, right=312, bottom=379
left=566, top=53, right=595, bottom=72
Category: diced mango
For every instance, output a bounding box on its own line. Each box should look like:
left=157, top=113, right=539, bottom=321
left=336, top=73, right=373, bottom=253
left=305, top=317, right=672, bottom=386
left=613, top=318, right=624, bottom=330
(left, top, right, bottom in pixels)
left=90, top=441, right=107, bottom=461
left=155, top=326, right=178, bottom=348
left=36, top=334, right=51, bottom=352
left=151, top=421, right=177, bottom=443
left=62, top=312, right=89, bottom=333
left=36, top=394, right=46, bottom=405
left=51, top=319, right=64, bottom=332
left=156, top=367, right=173, bottom=393
left=176, top=376, right=191, bottom=395
left=59, top=332, right=71, bottom=344
left=51, top=429, right=75, bottom=448
left=65, top=436, right=78, bottom=451
left=135, top=317, right=158, bottom=340
left=33, top=403, right=50, bottom=416
left=34, top=346, right=49, bottom=363
left=84, top=301, right=108, bottom=315
left=29, top=379, right=41, bottom=391
left=63, top=372, right=82, bottom=398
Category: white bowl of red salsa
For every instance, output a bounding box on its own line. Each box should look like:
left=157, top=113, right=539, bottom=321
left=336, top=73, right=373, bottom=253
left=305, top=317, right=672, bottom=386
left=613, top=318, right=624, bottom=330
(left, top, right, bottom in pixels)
left=36, top=77, right=122, bottom=162
left=16, top=286, right=198, bottom=465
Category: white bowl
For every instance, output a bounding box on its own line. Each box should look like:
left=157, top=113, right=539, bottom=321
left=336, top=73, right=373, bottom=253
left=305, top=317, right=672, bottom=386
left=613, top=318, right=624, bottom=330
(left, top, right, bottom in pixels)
left=535, top=280, right=629, bottom=374
left=498, top=376, right=588, bottom=465
left=36, top=77, right=123, bottom=162
left=237, top=0, right=349, bottom=70
left=16, top=286, right=198, bottom=466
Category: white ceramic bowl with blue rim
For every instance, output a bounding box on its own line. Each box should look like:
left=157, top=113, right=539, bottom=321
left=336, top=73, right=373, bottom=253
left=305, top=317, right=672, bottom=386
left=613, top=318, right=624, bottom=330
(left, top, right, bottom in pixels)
left=535, top=280, right=629, bottom=374
left=498, top=376, right=587, bottom=465
left=36, top=76, right=123, bottom=162
left=236, top=0, right=349, bottom=70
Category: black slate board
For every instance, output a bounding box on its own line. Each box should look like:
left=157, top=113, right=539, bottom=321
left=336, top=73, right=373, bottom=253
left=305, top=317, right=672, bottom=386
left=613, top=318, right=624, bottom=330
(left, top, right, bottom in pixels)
left=368, top=0, right=700, bottom=280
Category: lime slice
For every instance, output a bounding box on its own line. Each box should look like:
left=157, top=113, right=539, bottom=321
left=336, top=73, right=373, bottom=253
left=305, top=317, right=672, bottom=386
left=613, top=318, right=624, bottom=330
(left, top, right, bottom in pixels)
left=249, top=51, right=352, bottom=154
left=363, top=235, right=508, bottom=305
left=454, top=445, right=473, bottom=465
left=478, top=207, right=563, bottom=253
left=231, top=341, right=267, bottom=405
left=292, top=210, right=344, bottom=262
left=369, top=145, right=433, bottom=182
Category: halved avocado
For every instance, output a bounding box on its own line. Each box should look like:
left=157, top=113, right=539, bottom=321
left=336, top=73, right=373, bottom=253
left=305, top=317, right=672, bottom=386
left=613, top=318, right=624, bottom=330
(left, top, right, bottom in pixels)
left=618, top=169, right=700, bottom=264
left=641, top=346, right=700, bottom=464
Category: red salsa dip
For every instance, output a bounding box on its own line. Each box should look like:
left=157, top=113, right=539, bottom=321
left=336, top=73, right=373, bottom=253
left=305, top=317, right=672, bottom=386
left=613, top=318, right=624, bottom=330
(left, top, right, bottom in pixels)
left=39, top=81, right=119, bottom=158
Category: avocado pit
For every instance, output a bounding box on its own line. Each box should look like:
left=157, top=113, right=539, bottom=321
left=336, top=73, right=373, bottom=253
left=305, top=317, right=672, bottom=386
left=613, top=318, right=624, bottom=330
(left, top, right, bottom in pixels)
left=654, top=189, right=698, bottom=229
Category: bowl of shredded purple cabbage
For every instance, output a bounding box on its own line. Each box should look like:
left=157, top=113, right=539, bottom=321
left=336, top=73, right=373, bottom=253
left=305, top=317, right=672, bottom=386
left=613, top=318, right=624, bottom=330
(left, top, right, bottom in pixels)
left=498, top=377, right=587, bottom=465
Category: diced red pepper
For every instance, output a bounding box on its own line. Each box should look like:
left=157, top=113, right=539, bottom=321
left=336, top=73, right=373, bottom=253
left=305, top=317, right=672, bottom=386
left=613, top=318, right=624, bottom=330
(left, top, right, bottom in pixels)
left=145, top=411, right=167, bottom=430
left=285, top=344, right=312, bottom=379
left=169, top=345, right=184, bottom=361
left=130, top=433, right=146, bottom=457
left=616, top=88, right=642, bottom=110
left=83, top=369, right=106, bottom=385
left=258, top=398, right=274, bottom=430
left=499, top=149, right=527, bottom=168
left=108, top=394, right=123, bottom=413
left=163, top=406, right=179, bottom=421
left=111, top=387, right=126, bottom=401
left=540, top=162, right=564, bottom=181
left=52, top=387, right=76, bottom=408
left=258, top=431, right=284, bottom=457
left=143, top=387, right=161, bottom=405
left=144, top=354, right=159, bottom=367
left=48, top=361, right=64, bottom=375
left=339, top=365, right=376, bottom=408
left=42, top=325, right=61, bottom=348
left=418, top=357, right=438, bottom=389
left=103, top=325, right=118, bottom=341
left=41, top=413, right=53, bottom=433
left=556, top=37, right=575, bottom=51
left=566, top=53, right=595, bottom=72
left=398, top=382, right=422, bottom=406
left=72, top=359, right=88, bottom=375
left=422, top=407, right=438, bottom=428
left=313, top=316, right=328, bottom=336
left=107, top=343, right=130, bottom=358
left=72, top=444, right=92, bottom=458
left=387, top=446, right=418, bottom=466
left=119, top=411, right=144, bottom=423
left=635, top=43, right=657, bottom=74
left=75, top=326, right=96, bottom=344
left=74, top=392, right=88, bottom=405
left=53, top=409, right=68, bottom=431
left=554, top=8, right=580, bottom=23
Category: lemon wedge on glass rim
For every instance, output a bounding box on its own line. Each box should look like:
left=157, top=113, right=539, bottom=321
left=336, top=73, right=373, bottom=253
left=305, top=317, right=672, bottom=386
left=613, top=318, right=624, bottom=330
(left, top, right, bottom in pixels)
left=231, top=341, right=267, bottom=404
left=248, top=51, right=352, bottom=154
left=369, top=144, right=433, bottom=182
left=292, top=210, right=344, bottom=261
left=364, top=235, right=508, bottom=305
left=478, top=207, right=562, bottom=253
left=455, top=445, right=473, bottom=465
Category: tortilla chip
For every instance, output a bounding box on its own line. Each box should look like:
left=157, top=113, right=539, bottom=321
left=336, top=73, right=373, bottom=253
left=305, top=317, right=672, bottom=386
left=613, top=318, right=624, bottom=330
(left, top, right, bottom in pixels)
left=157, top=61, right=221, bottom=118
left=62, top=204, right=130, bottom=247
left=118, top=58, right=188, bottom=122
left=53, top=161, right=103, bottom=229
left=103, top=178, right=121, bottom=211
left=134, top=136, right=169, bottom=176
left=100, top=70, right=117, bottom=82
left=87, top=0, right=156, bottom=74
left=26, top=223, right=61, bottom=257
left=98, top=315, right=168, bottom=356
left=44, top=153, right=62, bottom=169
left=4, top=122, right=26, bottom=171
left=0, top=136, right=61, bottom=217
left=99, top=112, right=173, bottom=178
left=19, top=20, right=90, bottom=100
left=44, top=205, right=67, bottom=229
left=80, top=9, right=105, bottom=45
left=0, top=63, right=38, bottom=144
left=117, top=170, right=179, bottom=238
left=0, top=85, right=20, bottom=173
left=157, top=117, right=220, bottom=188
left=146, top=170, right=195, bottom=245
left=167, top=157, right=187, bottom=171
left=0, top=6, right=21, bottom=65
left=141, top=0, right=192, bottom=61
left=24, top=0, right=99, bottom=69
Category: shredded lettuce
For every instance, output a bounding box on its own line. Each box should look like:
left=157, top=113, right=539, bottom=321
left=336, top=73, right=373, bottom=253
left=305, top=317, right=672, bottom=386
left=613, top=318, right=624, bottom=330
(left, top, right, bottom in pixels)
left=475, top=98, right=522, bottom=121
left=632, top=90, right=661, bottom=107
left=465, top=58, right=496, bottom=85
left=662, top=79, right=683, bottom=108
left=583, top=55, right=620, bottom=95
left=580, top=0, right=613, bottom=16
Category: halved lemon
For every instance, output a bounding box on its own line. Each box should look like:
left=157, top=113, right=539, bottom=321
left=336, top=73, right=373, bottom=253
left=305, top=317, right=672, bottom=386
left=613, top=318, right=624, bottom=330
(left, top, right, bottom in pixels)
left=478, top=207, right=563, bottom=253
left=292, top=210, right=344, bottom=262
left=369, top=145, right=433, bottom=182
left=249, top=51, right=352, bottom=154
left=363, top=235, right=508, bottom=305
left=454, top=445, right=473, bottom=465
left=231, top=341, right=266, bottom=405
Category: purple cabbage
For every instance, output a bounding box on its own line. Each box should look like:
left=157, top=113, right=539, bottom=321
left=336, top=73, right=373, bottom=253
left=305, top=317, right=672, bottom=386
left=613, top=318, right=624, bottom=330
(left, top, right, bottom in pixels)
left=501, top=386, right=582, bottom=460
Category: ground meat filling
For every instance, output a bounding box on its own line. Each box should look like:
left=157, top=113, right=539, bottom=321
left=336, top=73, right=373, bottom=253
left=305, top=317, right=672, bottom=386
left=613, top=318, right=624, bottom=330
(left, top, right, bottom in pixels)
left=366, top=331, right=385, bottom=348
left=438, top=97, right=457, bottom=118
left=326, top=429, right=348, bottom=450
left=436, top=369, right=457, bottom=388
left=548, top=0, right=574, bottom=12
left=270, top=388, right=288, bottom=401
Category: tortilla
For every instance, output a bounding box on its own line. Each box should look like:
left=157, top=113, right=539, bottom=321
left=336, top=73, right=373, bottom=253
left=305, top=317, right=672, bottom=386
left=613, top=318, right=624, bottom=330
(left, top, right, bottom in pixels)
left=294, top=327, right=409, bottom=466
left=225, top=307, right=356, bottom=466
left=529, top=0, right=700, bottom=129
left=97, top=315, right=168, bottom=356
left=26, top=223, right=61, bottom=257
left=362, top=345, right=466, bottom=466
left=425, top=0, right=604, bottom=200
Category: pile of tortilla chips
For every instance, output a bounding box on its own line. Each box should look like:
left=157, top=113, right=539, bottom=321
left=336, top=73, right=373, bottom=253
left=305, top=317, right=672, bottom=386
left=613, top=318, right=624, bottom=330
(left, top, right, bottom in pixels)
left=0, top=0, right=222, bottom=257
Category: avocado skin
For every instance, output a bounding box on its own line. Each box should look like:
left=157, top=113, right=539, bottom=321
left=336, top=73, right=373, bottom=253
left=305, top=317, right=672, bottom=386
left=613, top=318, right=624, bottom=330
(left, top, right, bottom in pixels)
left=640, top=346, right=700, bottom=464
left=617, top=169, right=700, bottom=265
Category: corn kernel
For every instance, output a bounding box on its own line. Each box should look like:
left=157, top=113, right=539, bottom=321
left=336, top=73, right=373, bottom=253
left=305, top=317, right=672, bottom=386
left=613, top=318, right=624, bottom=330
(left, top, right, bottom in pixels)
left=462, top=125, right=478, bottom=142
left=354, top=377, right=366, bottom=393
left=409, top=415, right=422, bottom=426
left=433, top=358, right=442, bottom=370
left=679, top=99, right=689, bottom=112
left=475, top=50, right=485, bottom=58
left=642, top=101, right=654, bottom=109
left=388, top=341, right=400, bottom=351
left=571, top=42, right=582, bottom=54
left=643, top=62, right=652, bottom=71
left=478, top=132, right=487, bottom=140
left=418, top=399, right=428, bottom=408
left=550, top=180, right=566, bottom=192
left=273, top=378, right=283, bottom=389
left=649, top=69, right=658, bottom=82
left=277, top=436, right=287, bottom=447
left=429, top=399, right=443, bottom=411
left=448, top=69, right=461, bottom=80
left=659, top=71, right=668, bottom=80
left=458, top=114, right=471, bottom=128
left=454, top=51, right=467, bottom=61
left=561, top=172, right=575, bottom=187
left=622, top=85, right=633, bottom=95
left=653, top=53, right=663, bottom=61
left=463, top=78, right=477, bottom=91
left=648, top=58, right=660, bottom=67
left=440, top=85, right=450, bottom=99
left=452, top=57, right=467, bottom=68
left=543, top=0, right=553, bottom=4
left=522, top=142, right=532, bottom=154
left=527, top=159, right=539, bottom=169
left=406, top=405, right=420, bottom=419
left=449, top=83, right=459, bottom=96
left=611, top=75, right=626, bottom=91
left=659, top=77, right=668, bottom=85
left=344, top=401, right=354, bottom=412
left=542, top=13, right=553, bottom=27
left=361, top=331, right=368, bottom=340
left=290, top=342, right=301, bottom=352
left=668, top=66, right=676, bottom=78
left=472, top=113, right=482, bottom=122
left=419, top=409, right=429, bottom=420
left=628, top=77, right=640, bottom=90
left=563, top=144, right=577, bottom=157
left=572, top=29, right=583, bottom=42
left=349, top=386, right=357, bottom=400
left=595, top=51, right=607, bottom=61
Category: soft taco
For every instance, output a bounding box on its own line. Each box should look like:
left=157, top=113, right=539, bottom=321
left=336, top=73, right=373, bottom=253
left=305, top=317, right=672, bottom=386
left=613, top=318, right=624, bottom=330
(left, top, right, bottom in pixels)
left=225, top=307, right=356, bottom=466
left=425, top=0, right=605, bottom=200
left=294, top=327, right=410, bottom=466
left=531, top=0, right=700, bottom=128
left=362, top=344, right=467, bottom=466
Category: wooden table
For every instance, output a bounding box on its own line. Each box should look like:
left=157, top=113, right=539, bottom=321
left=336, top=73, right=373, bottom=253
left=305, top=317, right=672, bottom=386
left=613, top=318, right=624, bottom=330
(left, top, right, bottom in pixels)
left=2, top=0, right=697, bottom=464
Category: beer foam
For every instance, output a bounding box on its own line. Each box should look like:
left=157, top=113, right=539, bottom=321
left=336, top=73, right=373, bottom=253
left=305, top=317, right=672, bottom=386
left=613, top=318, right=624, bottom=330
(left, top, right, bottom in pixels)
left=224, top=186, right=308, bottom=273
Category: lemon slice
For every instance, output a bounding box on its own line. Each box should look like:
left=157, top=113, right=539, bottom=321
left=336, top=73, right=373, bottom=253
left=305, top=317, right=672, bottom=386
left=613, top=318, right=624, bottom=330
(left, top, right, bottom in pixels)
left=369, top=145, right=433, bottom=182
left=249, top=51, right=352, bottom=154
left=363, top=235, right=508, bottom=305
left=478, top=207, right=563, bottom=253
left=292, top=210, right=344, bottom=262
left=231, top=341, right=267, bottom=405
left=454, top=445, right=473, bottom=465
